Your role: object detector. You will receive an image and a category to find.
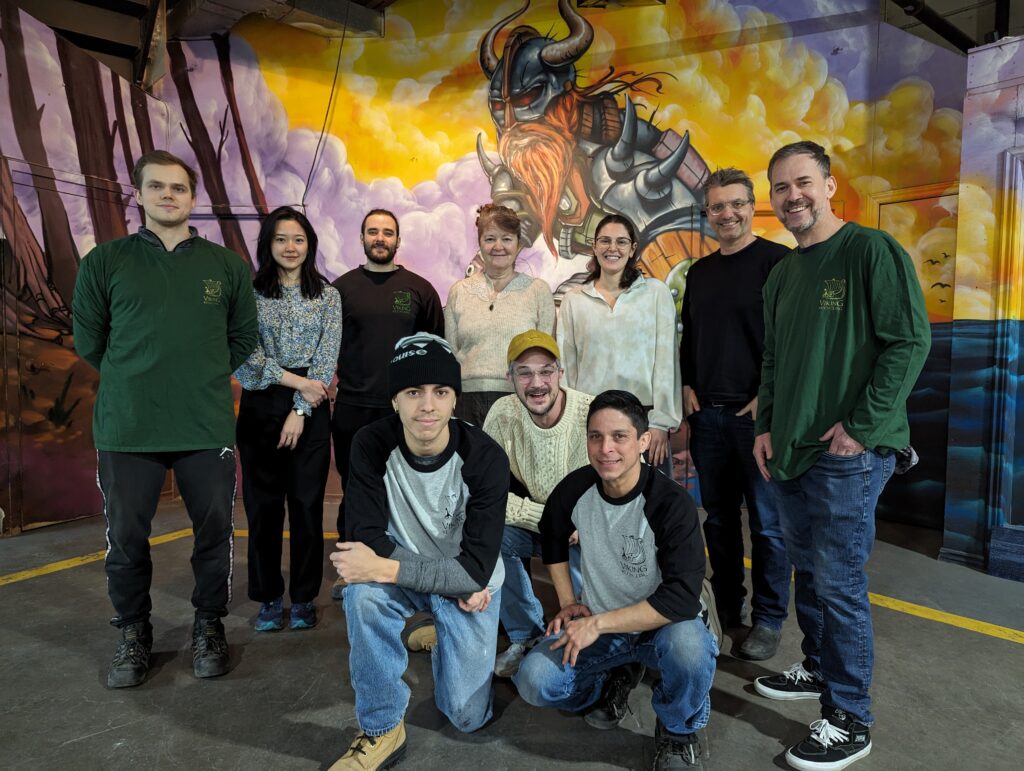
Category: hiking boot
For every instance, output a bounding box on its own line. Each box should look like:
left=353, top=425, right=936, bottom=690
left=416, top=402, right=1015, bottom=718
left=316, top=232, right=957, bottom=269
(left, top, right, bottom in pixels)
left=401, top=617, right=436, bottom=653
left=290, top=601, right=318, bottom=630
left=653, top=719, right=705, bottom=769
left=107, top=621, right=153, bottom=688
left=331, top=576, right=347, bottom=601
left=493, top=636, right=540, bottom=678
left=754, top=661, right=825, bottom=701
left=785, top=707, right=871, bottom=770
left=192, top=616, right=230, bottom=679
left=328, top=720, right=407, bottom=770
left=255, top=597, right=284, bottom=632
left=583, top=663, right=645, bottom=729
left=738, top=624, right=782, bottom=661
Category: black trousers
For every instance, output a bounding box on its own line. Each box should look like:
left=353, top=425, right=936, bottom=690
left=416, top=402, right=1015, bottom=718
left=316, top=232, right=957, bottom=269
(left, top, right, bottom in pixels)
left=237, top=381, right=331, bottom=604
left=98, top=447, right=237, bottom=628
left=330, top=400, right=392, bottom=536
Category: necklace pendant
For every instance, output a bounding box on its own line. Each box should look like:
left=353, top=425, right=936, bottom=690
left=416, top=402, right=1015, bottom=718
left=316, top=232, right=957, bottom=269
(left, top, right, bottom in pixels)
left=489, top=303, right=494, bottom=311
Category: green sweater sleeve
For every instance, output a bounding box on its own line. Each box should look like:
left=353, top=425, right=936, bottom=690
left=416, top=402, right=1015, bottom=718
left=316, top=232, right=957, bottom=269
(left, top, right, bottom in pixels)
left=226, top=258, right=259, bottom=372
left=842, top=234, right=931, bottom=448
left=72, top=247, right=111, bottom=371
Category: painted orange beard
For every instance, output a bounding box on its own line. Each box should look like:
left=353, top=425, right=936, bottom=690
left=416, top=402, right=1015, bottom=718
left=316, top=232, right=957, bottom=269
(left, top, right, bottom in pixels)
left=498, top=95, right=580, bottom=255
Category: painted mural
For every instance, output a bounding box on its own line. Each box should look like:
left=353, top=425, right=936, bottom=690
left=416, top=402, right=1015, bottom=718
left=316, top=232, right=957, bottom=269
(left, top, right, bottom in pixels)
left=0, top=0, right=1012, bottom=560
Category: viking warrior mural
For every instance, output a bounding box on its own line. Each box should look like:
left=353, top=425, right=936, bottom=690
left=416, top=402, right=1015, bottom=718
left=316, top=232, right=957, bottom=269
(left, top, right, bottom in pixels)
left=476, top=0, right=712, bottom=274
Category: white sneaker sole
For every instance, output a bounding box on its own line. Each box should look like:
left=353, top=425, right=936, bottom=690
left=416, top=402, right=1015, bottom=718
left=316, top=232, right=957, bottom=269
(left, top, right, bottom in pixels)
left=785, top=742, right=870, bottom=770
left=754, top=679, right=824, bottom=700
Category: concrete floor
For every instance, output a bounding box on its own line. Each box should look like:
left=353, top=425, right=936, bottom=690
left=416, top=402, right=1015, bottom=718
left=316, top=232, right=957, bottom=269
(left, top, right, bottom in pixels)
left=2, top=503, right=1023, bottom=770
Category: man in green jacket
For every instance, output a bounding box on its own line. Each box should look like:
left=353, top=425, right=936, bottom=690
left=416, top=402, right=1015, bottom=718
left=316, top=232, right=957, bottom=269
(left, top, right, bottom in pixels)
left=73, top=150, right=258, bottom=688
left=751, top=141, right=930, bottom=771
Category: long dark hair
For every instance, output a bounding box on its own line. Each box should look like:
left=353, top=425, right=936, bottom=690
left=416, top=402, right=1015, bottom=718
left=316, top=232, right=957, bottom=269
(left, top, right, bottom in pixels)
left=586, top=213, right=642, bottom=289
left=253, top=206, right=327, bottom=299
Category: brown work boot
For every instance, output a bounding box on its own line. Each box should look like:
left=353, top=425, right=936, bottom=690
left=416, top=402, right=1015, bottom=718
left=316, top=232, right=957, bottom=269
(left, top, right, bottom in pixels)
left=329, top=721, right=406, bottom=770
left=401, top=617, right=436, bottom=653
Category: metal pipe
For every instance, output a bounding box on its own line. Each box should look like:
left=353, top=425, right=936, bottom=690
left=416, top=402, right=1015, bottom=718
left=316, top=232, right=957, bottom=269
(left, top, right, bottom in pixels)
left=894, top=0, right=977, bottom=53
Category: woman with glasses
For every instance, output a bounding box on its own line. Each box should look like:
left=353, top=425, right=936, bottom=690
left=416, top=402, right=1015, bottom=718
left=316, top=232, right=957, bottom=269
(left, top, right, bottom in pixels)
left=557, top=213, right=682, bottom=474
left=235, top=206, right=341, bottom=632
left=444, top=203, right=555, bottom=425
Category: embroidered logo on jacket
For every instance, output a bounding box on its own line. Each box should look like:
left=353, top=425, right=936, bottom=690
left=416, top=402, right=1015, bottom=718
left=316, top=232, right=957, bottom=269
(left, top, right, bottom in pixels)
left=820, top=278, right=846, bottom=311
left=619, top=534, right=649, bottom=578
left=392, top=290, right=412, bottom=315
left=202, top=279, right=223, bottom=305
left=441, top=490, right=464, bottom=535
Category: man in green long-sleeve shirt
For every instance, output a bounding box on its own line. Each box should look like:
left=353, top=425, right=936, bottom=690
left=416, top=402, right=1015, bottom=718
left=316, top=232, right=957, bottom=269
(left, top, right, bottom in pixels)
left=749, top=141, right=930, bottom=771
left=73, top=150, right=258, bottom=689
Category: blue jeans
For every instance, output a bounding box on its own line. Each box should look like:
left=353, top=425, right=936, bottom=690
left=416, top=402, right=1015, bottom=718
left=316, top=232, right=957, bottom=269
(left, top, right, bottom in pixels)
left=688, top=406, right=790, bottom=628
left=772, top=450, right=895, bottom=724
left=513, top=618, right=718, bottom=734
left=342, top=582, right=500, bottom=734
left=499, top=526, right=582, bottom=643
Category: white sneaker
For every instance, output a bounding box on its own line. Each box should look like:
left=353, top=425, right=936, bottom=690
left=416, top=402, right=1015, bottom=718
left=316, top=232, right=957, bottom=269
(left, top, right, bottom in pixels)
left=494, top=637, right=539, bottom=678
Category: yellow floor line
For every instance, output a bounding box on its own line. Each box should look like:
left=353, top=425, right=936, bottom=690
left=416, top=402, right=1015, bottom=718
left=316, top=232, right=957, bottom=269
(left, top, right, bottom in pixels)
left=1, top=531, right=1020, bottom=644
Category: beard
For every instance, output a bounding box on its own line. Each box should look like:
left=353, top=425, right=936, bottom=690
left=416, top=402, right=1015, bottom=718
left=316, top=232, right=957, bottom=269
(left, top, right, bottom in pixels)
left=783, top=199, right=825, bottom=235
left=499, top=113, right=577, bottom=256
left=364, top=240, right=397, bottom=265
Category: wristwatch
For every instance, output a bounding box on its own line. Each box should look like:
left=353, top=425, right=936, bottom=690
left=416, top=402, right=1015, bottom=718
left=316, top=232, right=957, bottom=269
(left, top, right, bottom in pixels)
left=293, top=408, right=304, bottom=417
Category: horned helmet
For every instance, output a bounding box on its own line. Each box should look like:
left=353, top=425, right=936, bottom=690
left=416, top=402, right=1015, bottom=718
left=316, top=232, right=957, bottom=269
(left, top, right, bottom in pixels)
left=479, top=0, right=594, bottom=133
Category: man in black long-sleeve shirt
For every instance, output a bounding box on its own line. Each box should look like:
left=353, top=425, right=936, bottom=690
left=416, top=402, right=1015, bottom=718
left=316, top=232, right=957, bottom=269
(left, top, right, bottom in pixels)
left=330, top=209, right=444, bottom=597
left=679, top=167, right=790, bottom=661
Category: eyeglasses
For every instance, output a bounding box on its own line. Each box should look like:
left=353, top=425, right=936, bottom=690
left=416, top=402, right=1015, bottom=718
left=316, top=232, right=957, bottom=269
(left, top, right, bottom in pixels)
left=512, top=366, right=559, bottom=384
left=707, top=199, right=753, bottom=215
left=595, top=237, right=633, bottom=249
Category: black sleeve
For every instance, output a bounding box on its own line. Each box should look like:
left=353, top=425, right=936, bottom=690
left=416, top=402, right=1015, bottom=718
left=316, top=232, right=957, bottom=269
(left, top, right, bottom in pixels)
left=678, top=278, right=695, bottom=388
left=539, top=466, right=596, bottom=565
left=644, top=475, right=706, bottom=622
left=344, top=420, right=399, bottom=559
left=420, top=282, right=445, bottom=338
left=452, top=426, right=509, bottom=587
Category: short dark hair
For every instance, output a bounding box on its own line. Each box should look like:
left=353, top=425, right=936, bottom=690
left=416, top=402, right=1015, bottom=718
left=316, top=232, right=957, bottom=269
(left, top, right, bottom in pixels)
left=132, top=150, right=198, bottom=195
left=767, top=141, right=831, bottom=184
left=361, top=208, right=400, bottom=238
left=587, top=213, right=642, bottom=289
left=253, top=206, right=327, bottom=300
left=587, top=389, right=649, bottom=435
left=703, top=167, right=755, bottom=202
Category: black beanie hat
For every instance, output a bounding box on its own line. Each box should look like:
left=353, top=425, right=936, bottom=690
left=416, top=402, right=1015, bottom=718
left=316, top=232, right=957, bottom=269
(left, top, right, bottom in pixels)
left=387, top=333, right=462, bottom=398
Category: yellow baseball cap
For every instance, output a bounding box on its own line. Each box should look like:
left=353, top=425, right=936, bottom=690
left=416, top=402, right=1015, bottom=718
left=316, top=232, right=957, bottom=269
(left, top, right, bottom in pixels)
left=507, top=329, right=561, bottom=366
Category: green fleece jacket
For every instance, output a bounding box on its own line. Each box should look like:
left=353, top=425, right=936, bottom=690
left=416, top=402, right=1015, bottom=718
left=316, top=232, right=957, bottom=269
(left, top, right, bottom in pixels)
left=755, top=222, right=930, bottom=480
left=73, top=229, right=258, bottom=451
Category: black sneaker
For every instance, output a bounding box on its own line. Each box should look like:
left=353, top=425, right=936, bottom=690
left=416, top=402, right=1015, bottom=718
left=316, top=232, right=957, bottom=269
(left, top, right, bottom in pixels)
left=192, top=616, right=230, bottom=679
left=785, top=707, right=871, bottom=770
left=654, top=719, right=704, bottom=769
left=738, top=624, right=782, bottom=661
left=583, top=663, right=645, bottom=729
left=107, top=621, right=153, bottom=688
left=754, top=661, right=825, bottom=700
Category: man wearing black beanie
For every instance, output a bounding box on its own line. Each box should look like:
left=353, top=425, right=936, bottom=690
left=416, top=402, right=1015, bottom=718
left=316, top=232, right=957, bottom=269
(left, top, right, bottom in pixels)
left=328, top=333, right=510, bottom=770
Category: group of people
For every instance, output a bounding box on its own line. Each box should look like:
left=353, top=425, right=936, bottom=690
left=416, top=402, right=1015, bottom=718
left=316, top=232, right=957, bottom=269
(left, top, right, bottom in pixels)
left=73, top=140, right=930, bottom=771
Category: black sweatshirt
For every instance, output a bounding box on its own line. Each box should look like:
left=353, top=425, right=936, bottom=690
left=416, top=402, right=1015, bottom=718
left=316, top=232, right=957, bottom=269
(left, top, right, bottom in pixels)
left=679, top=237, right=789, bottom=403
left=332, top=266, right=445, bottom=407
left=540, top=464, right=706, bottom=622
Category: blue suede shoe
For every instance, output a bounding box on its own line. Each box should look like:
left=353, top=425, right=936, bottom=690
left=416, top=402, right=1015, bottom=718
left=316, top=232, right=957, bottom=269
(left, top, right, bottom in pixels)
left=255, top=598, right=284, bottom=632
left=289, top=601, right=318, bottom=630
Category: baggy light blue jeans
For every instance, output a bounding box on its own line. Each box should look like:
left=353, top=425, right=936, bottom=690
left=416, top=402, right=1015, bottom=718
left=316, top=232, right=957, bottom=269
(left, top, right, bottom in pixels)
left=513, top=618, right=718, bottom=734
left=343, top=582, right=500, bottom=734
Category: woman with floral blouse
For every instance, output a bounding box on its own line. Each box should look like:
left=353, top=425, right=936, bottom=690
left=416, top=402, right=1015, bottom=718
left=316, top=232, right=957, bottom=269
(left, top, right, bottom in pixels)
left=235, top=206, right=341, bottom=632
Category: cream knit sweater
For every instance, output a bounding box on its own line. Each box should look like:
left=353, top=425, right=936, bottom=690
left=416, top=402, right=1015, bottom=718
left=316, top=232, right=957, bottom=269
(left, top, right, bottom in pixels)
left=444, top=271, right=556, bottom=393
left=483, top=386, right=593, bottom=533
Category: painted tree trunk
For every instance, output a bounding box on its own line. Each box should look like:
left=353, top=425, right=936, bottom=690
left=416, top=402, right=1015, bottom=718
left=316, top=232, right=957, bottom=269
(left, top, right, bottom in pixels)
left=56, top=37, right=128, bottom=245
left=109, top=71, right=145, bottom=223
left=130, top=86, right=155, bottom=154
left=167, top=39, right=250, bottom=262
left=213, top=33, right=269, bottom=217
left=0, top=6, right=80, bottom=309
